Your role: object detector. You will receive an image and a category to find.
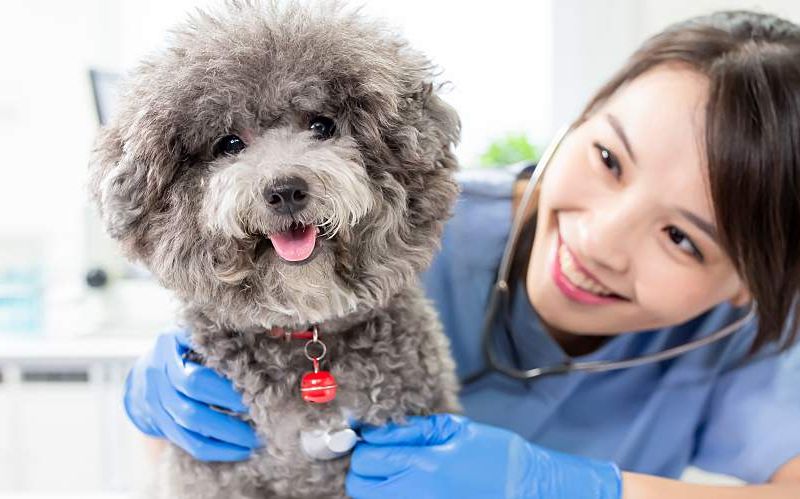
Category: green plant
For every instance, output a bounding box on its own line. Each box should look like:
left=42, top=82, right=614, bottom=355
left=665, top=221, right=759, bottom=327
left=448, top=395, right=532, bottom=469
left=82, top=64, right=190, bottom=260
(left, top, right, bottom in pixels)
left=479, top=133, right=540, bottom=168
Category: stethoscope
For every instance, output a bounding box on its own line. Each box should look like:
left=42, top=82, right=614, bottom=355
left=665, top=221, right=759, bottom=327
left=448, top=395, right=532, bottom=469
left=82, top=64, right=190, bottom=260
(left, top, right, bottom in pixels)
left=466, top=125, right=757, bottom=384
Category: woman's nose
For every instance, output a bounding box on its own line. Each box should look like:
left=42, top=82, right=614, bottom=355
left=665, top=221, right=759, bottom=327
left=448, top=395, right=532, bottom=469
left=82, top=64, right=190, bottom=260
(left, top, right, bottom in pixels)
left=577, top=209, right=632, bottom=274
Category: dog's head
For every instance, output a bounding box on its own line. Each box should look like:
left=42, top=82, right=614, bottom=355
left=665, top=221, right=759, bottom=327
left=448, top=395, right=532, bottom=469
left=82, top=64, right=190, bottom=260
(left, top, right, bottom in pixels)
left=90, top=1, right=460, bottom=329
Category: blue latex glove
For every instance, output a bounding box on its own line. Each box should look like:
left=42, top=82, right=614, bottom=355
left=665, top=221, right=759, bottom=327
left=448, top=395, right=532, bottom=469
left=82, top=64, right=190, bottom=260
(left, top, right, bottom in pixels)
left=347, top=414, right=621, bottom=499
left=123, top=330, right=262, bottom=461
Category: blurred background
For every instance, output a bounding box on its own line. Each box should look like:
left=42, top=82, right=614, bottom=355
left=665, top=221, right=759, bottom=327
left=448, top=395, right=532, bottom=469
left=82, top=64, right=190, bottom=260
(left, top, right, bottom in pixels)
left=1, top=0, right=799, bottom=496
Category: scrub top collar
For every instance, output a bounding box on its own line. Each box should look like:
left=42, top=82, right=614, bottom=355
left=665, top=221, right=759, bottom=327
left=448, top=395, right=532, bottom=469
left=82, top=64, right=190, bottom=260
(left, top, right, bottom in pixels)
left=503, top=275, right=661, bottom=378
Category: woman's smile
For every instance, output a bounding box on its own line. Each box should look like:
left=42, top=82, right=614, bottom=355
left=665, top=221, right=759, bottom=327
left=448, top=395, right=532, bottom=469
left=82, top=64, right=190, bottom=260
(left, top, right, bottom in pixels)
left=551, top=232, right=628, bottom=305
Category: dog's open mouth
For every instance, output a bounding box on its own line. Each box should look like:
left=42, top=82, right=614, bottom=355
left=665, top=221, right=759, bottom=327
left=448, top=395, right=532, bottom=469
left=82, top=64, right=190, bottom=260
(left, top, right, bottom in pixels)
left=256, top=222, right=320, bottom=263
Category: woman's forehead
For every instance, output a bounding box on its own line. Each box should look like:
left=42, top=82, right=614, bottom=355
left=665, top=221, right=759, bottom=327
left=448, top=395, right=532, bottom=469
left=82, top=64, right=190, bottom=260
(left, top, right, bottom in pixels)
left=592, top=66, right=716, bottom=216
left=605, top=65, right=709, bottom=157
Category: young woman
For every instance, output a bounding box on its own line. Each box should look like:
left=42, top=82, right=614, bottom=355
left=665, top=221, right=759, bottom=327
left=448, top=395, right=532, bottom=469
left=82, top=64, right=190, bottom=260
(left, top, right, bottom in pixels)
left=123, top=10, right=800, bottom=498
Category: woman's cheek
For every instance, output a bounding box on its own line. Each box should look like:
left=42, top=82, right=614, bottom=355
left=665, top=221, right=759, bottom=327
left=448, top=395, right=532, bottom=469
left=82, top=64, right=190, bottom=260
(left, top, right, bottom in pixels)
left=544, top=153, right=592, bottom=205
left=637, top=258, right=714, bottom=323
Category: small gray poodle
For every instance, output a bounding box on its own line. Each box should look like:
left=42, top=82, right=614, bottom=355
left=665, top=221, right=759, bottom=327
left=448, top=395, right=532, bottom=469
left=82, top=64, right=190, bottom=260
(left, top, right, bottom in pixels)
left=89, top=1, right=462, bottom=497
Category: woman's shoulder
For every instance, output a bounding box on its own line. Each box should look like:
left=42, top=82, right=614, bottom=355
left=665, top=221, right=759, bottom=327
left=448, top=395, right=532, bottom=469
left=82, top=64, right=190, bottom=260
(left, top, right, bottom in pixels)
left=455, top=163, right=530, bottom=199
left=419, top=163, right=531, bottom=376
left=630, top=301, right=762, bottom=375
left=441, top=163, right=532, bottom=268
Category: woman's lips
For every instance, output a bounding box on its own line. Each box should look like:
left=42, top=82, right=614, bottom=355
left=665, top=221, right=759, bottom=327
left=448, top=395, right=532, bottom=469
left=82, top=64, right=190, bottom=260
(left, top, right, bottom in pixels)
left=551, top=234, right=627, bottom=305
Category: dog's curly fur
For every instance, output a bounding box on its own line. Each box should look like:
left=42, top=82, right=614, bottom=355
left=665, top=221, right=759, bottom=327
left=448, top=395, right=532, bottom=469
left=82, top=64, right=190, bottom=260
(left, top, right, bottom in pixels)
left=89, top=1, right=462, bottom=497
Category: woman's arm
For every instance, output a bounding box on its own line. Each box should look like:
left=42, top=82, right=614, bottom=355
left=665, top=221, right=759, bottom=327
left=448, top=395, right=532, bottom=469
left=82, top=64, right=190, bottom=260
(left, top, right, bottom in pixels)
left=346, top=414, right=800, bottom=499
left=623, top=455, right=800, bottom=498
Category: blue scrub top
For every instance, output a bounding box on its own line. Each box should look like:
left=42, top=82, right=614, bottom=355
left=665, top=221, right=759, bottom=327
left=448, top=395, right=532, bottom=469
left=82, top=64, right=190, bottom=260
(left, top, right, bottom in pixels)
left=420, top=165, right=800, bottom=483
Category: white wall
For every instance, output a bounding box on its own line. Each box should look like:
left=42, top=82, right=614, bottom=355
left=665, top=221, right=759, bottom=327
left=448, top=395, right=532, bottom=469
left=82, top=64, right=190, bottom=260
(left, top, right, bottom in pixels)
left=358, top=1, right=554, bottom=161
left=551, top=0, right=644, bottom=127
left=0, top=0, right=107, bottom=308
left=551, top=0, right=800, bottom=128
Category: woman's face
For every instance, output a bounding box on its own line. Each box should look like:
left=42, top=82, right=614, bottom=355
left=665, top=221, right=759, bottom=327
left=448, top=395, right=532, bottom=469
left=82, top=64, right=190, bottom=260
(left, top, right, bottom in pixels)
left=528, top=64, right=750, bottom=335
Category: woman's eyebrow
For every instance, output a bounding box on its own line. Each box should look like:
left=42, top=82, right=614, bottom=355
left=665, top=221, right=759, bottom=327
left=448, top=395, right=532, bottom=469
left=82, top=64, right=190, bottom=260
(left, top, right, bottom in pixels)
left=676, top=208, right=718, bottom=244
left=605, top=113, right=637, bottom=164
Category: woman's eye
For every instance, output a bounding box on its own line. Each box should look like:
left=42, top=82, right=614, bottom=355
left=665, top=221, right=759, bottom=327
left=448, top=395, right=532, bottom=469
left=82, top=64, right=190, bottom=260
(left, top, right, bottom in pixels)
left=665, top=226, right=704, bottom=262
left=213, top=134, right=247, bottom=158
left=309, top=116, right=336, bottom=140
left=593, top=142, right=622, bottom=178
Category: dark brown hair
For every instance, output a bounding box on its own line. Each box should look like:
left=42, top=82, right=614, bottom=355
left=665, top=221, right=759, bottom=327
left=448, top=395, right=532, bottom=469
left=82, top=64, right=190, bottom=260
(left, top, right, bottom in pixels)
left=535, top=11, right=800, bottom=353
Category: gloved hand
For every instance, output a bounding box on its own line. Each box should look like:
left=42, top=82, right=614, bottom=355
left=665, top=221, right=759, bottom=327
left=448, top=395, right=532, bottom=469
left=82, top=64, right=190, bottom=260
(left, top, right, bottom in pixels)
left=346, top=414, right=621, bottom=499
left=123, top=329, right=262, bottom=461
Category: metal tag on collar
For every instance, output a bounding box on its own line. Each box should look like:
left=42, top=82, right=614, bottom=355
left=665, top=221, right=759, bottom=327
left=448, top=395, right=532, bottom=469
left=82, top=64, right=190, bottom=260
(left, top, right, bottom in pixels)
left=300, top=326, right=337, bottom=403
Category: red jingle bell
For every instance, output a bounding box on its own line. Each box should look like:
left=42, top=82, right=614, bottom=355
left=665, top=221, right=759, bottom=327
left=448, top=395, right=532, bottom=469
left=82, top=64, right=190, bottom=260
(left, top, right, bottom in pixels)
left=300, top=370, right=337, bottom=403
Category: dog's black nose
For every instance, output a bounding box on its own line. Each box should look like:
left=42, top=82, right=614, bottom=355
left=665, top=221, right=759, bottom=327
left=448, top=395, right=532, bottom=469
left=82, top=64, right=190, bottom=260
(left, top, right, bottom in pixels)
left=264, top=176, right=309, bottom=215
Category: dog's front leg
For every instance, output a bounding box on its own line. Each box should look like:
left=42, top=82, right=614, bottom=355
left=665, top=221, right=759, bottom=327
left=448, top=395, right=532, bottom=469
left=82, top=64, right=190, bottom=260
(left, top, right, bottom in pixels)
left=148, top=446, right=263, bottom=499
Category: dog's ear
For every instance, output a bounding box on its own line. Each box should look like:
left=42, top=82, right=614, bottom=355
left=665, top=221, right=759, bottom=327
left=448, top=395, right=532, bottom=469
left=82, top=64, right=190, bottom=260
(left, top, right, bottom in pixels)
left=420, top=82, right=461, bottom=153
left=89, top=116, right=180, bottom=248
left=408, top=82, right=461, bottom=172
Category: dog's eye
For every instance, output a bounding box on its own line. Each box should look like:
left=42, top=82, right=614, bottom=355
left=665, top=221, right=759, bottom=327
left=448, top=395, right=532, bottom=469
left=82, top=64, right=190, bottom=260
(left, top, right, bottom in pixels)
left=213, top=134, right=247, bottom=158
left=309, top=116, right=336, bottom=140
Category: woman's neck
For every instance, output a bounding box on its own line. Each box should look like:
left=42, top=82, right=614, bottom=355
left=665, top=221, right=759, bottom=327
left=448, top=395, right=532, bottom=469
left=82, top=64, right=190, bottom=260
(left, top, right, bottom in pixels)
left=540, top=320, right=611, bottom=357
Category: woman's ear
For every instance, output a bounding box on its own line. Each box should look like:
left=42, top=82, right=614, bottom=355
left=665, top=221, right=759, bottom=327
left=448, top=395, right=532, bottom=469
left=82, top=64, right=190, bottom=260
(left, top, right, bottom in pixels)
left=729, top=284, right=752, bottom=308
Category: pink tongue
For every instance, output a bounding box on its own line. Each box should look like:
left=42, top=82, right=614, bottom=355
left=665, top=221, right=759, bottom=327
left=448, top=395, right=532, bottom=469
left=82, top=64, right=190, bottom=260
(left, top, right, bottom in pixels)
left=269, top=225, right=318, bottom=262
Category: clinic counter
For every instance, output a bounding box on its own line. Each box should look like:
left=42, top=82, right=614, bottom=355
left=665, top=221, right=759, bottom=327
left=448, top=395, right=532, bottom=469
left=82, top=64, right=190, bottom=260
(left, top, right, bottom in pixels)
left=0, top=335, right=151, bottom=366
